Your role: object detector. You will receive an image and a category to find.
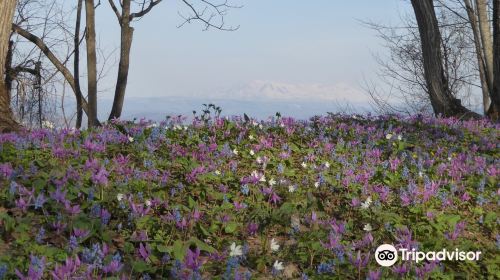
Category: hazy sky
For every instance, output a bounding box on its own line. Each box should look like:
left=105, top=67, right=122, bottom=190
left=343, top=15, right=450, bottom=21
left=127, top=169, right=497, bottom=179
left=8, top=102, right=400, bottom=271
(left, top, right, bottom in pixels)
left=93, top=0, right=411, bottom=99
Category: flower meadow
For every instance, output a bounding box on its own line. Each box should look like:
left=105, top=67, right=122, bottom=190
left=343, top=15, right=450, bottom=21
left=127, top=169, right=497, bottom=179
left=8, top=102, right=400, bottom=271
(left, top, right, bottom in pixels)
left=0, top=112, right=498, bottom=279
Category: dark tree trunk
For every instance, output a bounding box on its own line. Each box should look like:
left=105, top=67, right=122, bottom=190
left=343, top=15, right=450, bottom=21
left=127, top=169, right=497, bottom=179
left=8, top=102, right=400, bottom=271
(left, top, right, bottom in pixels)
left=490, top=0, right=500, bottom=119
left=411, top=0, right=478, bottom=118
left=85, top=0, right=98, bottom=127
left=74, top=0, right=84, bottom=128
left=109, top=0, right=133, bottom=121
left=0, top=0, right=20, bottom=133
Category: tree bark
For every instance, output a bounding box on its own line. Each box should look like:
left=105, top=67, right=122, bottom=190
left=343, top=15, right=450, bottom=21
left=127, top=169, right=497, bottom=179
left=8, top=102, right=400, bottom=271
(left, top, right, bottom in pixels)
left=477, top=0, right=494, bottom=87
left=0, top=0, right=20, bottom=132
left=490, top=0, right=500, bottom=119
left=108, top=0, right=134, bottom=120
left=410, top=0, right=477, bottom=118
left=465, top=0, right=492, bottom=114
left=85, top=0, right=98, bottom=127
left=74, top=0, right=84, bottom=129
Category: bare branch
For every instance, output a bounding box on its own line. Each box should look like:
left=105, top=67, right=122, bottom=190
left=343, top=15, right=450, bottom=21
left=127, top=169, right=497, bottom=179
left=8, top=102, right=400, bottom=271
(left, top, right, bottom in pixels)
left=130, top=0, right=162, bottom=20
left=12, top=23, right=91, bottom=116
left=178, top=0, right=240, bottom=31
left=108, top=0, right=122, bottom=22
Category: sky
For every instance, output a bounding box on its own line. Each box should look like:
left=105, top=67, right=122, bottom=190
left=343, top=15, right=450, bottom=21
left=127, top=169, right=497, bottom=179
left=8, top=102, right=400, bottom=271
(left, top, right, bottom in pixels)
left=88, top=0, right=412, bottom=119
left=92, top=0, right=408, bottom=96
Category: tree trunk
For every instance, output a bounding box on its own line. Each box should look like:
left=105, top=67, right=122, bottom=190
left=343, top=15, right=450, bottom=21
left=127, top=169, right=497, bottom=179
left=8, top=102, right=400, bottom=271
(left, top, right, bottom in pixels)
left=490, top=0, right=500, bottom=119
left=108, top=0, right=133, bottom=121
left=85, top=0, right=98, bottom=127
left=0, top=0, right=20, bottom=132
left=410, top=0, right=477, bottom=118
left=75, top=0, right=84, bottom=129
left=476, top=0, right=494, bottom=88
left=465, top=0, right=492, bottom=115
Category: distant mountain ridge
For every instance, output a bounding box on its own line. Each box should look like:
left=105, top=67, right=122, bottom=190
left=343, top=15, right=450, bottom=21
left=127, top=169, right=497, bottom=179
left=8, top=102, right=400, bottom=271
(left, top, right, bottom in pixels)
left=199, top=80, right=367, bottom=102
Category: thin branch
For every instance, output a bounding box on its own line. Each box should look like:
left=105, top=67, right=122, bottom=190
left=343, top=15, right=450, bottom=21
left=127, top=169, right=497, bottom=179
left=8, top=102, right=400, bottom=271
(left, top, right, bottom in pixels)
left=130, top=0, right=162, bottom=19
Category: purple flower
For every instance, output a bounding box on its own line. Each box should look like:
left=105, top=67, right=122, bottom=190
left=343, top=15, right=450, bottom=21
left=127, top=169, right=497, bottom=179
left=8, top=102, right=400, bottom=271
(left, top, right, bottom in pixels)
left=269, top=192, right=281, bottom=204
left=91, top=166, right=109, bottom=186
left=16, top=256, right=46, bottom=280
left=51, top=256, right=81, bottom=280
left=392, top=263, right=409, bottom=275
left=0, top=163, right=13, bottom=179
left=64, top=201, right=81, bottom=216
left=184, top=248, right=202, bottom=271
left=247, top=222, right=259, bottom=235
left=367, top=269, right=381, bottom=280
left=102, top=260, right=123, bottom=274
left=445, top=221, right=466, bottom=240
left=321, top=233, right=340, bottom=250
left=138, top=243, right=151, bottom=261
left=73, top=228, right=89, bottom=239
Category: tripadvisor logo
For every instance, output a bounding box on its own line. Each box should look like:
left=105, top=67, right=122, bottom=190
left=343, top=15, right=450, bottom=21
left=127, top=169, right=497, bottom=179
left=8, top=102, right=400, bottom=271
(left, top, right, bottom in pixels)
left=375, top=244, right=398, bottom=267
left=375, top=244, right=482, bottom=267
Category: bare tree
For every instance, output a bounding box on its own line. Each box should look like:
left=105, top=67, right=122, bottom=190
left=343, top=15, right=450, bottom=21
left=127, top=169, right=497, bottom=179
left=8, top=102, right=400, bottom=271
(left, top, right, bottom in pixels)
left=411, top=0, right=478, bottom=117
left=106, top=0, right=240, bottom=120
left=363, top=2, right=480, bottom=116
left=74, top=0, right=84, bottom=128
left=0, top=0, right=20, bottom=132
left=491, top=0, right=500, bottom=117
left=85, top=0, right=98, bottom=127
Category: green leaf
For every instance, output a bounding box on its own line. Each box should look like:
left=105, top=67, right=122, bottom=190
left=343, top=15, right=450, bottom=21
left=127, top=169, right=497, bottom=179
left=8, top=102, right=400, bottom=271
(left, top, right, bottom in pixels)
left=172, top=240, right=185, bottom=260
left=224, top=222, right=238, bottom=234
left=156, top=244, right=169, bottom=253
left=132, top=261, right=150, bottom=273
left=188, top=196, right=196, bottom=209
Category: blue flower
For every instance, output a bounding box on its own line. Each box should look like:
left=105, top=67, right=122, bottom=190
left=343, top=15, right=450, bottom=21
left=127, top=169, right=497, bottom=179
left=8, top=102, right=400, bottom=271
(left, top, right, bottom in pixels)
left=317, top=261, right=334, bottom=274
left=241, top=185, right=249, bottom=195
left=0, top=263, right=8, bottom=279
left=35, top=227, right=45, bottom=244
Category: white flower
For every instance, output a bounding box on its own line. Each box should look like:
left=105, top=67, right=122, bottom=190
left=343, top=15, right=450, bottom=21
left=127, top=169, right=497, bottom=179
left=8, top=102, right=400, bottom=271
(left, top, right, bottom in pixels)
left=314, top=182, right=320, bottom=188
left=397, top=134, right=403, bottom=141
left=360, top=196, right=372, bottom=209
left=233, top=149, right=238, bottom=155
left=42, top=120, right=54, bottom=129
left=249, top=135, right=254, bottom=140
left=270, top=238, right=280, bottom=252
left=273, top=260, right=284, bottom=271
left=215, top=170, right=221, bottom=175
left=259, top=175, right=266, bottom=182
left=301, top=162, right=307, bottom=168
left=279, top=123, right=285, bottom=128
left=418, top=171, right=423, bottom=178
left=146, top=123, right=158, bottom=128
left=448, top=157, right=452, bottom=161
left=363, top=223, right=373, bottom=231
left=229, top=242, right=243, bottom=257
left=145, top=200, right=152, bottom=207
left=268, top=178, right=276, bottom=186
left=386, top=133, right=393, bottom=140
left=117, top=193, right=124, bottom=202
left=128, top=136, right=134, bottom=143
left=183, top=126, right=188, bottom=130
left=251, top=170, right=259, bottom=177
left=249, top=150, right=255, bottom=156
left=288, top=185, right=297, bottom=193
left=324, top=162, right=330, bottom=168
left=256, top=157, right=263, bottom=164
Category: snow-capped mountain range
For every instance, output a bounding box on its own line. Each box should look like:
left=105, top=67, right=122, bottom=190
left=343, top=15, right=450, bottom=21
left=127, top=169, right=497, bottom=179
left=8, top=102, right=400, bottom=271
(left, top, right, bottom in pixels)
left=198, top=80, right=368, bottom=103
